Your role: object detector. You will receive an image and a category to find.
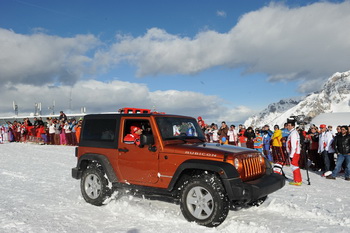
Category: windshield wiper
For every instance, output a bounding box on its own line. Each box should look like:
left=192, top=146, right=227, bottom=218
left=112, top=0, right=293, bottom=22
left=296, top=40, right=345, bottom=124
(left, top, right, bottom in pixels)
left=164, top=137, right=188, bottom=143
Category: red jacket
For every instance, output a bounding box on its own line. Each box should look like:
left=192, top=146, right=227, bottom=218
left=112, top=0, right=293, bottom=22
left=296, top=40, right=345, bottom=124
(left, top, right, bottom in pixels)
left=239, top=129, right=247, bottom=143
left=37, top=126, right=46, bottom=137
left=124, top=133, right=140, bottom=145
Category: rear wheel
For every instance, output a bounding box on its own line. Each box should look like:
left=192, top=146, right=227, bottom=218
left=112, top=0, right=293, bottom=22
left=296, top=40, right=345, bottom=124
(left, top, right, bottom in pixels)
left=80, top=164, right=111, bottom=206
left=179, top=174, right=229, bottom=227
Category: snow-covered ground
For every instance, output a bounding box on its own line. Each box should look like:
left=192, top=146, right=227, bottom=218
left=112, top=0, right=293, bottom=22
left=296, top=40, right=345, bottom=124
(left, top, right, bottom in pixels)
left=1, top=143, right=350, bottom=233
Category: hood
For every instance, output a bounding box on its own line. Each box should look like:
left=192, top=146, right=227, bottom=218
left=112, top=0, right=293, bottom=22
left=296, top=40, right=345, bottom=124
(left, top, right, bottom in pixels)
left=163, top=143, right=258, bottom=158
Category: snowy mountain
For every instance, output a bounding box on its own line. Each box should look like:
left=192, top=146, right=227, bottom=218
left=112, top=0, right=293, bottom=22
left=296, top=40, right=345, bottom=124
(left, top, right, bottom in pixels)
left=244, top=70, right=350, bottom=128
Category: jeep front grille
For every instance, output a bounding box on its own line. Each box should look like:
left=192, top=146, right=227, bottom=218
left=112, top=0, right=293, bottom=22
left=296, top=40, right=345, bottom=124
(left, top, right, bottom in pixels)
left=241, top=155, right=264, bottom=181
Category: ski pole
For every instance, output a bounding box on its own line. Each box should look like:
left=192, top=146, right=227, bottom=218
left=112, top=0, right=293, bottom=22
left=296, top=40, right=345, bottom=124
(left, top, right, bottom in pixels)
left=304, top=148, right=311, bottom=185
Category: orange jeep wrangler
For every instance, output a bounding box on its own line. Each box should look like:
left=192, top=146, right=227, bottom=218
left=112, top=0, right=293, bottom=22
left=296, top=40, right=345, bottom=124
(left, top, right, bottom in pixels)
left=72, top=110, right=285, bottom=227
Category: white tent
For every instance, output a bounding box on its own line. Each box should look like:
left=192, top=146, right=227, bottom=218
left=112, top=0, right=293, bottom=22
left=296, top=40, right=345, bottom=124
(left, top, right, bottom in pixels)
left=311, top=112, right=350, bottom=128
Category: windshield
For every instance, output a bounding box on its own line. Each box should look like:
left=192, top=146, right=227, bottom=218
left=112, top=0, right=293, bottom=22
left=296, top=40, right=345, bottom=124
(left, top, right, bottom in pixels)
left=155, top=116, right=206, bottom=141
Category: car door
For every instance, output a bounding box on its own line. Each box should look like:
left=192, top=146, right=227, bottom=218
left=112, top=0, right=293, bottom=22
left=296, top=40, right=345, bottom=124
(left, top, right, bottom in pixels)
left=117, top=117, right=159, bottom=184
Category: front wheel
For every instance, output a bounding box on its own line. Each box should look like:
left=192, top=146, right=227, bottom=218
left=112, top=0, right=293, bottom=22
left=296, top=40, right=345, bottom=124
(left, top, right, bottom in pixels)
left=80, top=164, right=111, bottom=206
left=179, top=174, right=229, bottom=227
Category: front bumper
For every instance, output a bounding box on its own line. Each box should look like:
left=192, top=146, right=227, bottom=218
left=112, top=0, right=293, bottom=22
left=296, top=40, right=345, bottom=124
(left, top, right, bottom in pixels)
left=222, top=173, right=285, bottom=203
left=72, top=167, right=82, bottom=179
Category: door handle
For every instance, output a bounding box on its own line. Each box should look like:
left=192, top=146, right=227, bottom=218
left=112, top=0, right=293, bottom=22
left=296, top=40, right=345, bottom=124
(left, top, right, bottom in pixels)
left=118, top=148, right=129, bottom=152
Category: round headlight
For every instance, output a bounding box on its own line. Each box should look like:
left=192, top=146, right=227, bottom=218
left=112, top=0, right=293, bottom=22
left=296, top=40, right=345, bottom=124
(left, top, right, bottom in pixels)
left=234, top=158, right=240, bottom=169
left=259, top=154, right=264, bottom=163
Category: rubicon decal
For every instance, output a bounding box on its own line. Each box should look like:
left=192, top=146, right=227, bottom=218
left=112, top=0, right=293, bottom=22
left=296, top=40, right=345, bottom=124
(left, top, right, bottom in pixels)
left=185, top=151, right=217, bottom=157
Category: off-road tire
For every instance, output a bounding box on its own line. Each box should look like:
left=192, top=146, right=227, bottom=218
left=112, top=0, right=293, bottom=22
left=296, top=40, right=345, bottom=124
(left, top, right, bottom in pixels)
left=179, top=173, right=229, bottom=227
left=80, top=164, right=111, bottom=206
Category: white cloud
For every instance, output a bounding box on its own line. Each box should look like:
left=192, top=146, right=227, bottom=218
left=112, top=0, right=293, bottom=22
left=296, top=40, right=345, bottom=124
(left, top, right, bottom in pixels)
left=217, top=10, right=227, bottom=17
left=2, top=2, right=349, bottom=93
left=0, top=80, right=254, bottom=124
left=0, top=80, right=253, bottom=122
left=0, top=29, right=99, bottom=85
left=103, top=28, right=231, bottom=77
left=100, top=1, right=350, bottom=92
left=230, top=1, right=350, bottom=87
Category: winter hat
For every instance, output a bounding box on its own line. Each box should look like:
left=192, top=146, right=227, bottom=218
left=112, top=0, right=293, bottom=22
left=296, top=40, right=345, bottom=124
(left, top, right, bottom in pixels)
left=320, top=124, right=326, bottom=128
left=130, top=126, right=141, bottom=133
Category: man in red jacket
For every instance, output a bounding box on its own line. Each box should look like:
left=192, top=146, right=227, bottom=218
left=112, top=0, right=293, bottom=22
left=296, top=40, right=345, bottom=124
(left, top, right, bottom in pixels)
left=124, top=126, right=143, bottom=145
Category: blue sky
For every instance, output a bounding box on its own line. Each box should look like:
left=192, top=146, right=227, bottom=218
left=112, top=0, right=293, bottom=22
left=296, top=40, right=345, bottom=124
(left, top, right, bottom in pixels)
left=0, top=0, right=349, bottom=124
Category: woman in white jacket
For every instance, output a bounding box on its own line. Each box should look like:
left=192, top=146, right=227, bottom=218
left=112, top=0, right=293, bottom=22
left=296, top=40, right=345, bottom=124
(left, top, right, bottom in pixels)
left=227, top=125, right=238, bottom=145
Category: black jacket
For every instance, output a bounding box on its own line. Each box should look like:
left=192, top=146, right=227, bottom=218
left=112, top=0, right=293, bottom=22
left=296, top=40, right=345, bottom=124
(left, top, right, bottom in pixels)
left=334, top=134, right=350, bottom=154
left=244, top=130, right=255, bottom=141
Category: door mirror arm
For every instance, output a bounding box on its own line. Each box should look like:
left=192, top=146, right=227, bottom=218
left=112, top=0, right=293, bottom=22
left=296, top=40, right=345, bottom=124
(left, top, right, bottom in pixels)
left=148, top=146, right=157, bottom=152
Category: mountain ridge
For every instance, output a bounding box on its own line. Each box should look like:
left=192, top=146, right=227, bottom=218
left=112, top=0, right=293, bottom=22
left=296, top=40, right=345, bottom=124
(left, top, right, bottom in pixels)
left=244, top=70, right=350, bottom=127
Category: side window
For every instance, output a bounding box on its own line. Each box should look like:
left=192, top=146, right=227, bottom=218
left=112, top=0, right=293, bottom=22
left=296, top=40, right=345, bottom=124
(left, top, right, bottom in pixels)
left=82, top=118, right=116, bottom=142
left=123, top=119, right=152, bottom=143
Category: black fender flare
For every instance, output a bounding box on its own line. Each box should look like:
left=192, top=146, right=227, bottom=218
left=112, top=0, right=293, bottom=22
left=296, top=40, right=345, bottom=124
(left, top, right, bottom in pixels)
left=167, top=159, right=240, bottom=191
left=74, top=153, right=118, bottom=183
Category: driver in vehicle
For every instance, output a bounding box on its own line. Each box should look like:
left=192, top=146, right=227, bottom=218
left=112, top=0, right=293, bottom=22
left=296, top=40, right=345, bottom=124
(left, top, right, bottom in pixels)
left=124, top=126, right=143, bottom=145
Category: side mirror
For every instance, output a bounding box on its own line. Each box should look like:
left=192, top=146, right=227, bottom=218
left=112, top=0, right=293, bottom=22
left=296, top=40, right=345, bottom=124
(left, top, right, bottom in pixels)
left=140, top=134, right=154, bottom=146
left=140, top=134, right=157, bottom=152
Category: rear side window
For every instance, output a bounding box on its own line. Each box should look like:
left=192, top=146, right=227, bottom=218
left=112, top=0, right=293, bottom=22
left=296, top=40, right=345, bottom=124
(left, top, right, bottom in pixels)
left=82, top=118, right=117, bottom=142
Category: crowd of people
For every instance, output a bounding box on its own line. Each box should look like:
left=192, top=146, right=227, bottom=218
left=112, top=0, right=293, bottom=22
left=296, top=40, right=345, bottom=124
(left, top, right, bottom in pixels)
left=198, top=117, right=350, bottom=183
left=1, top=112, right=349, bottom=184
left=200, top=120, right=290, bottom=163
left=0, top=111, right=82, bottom=146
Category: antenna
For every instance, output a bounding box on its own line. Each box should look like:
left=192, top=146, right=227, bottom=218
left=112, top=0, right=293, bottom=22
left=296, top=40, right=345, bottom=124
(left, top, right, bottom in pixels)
left=48, top=100, right=55, bottom=115
left=13, top=101, right=18, bottom=116
left=81, top=107, right=86, bottom=114
left=34, top=103, right=41, bottom=116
